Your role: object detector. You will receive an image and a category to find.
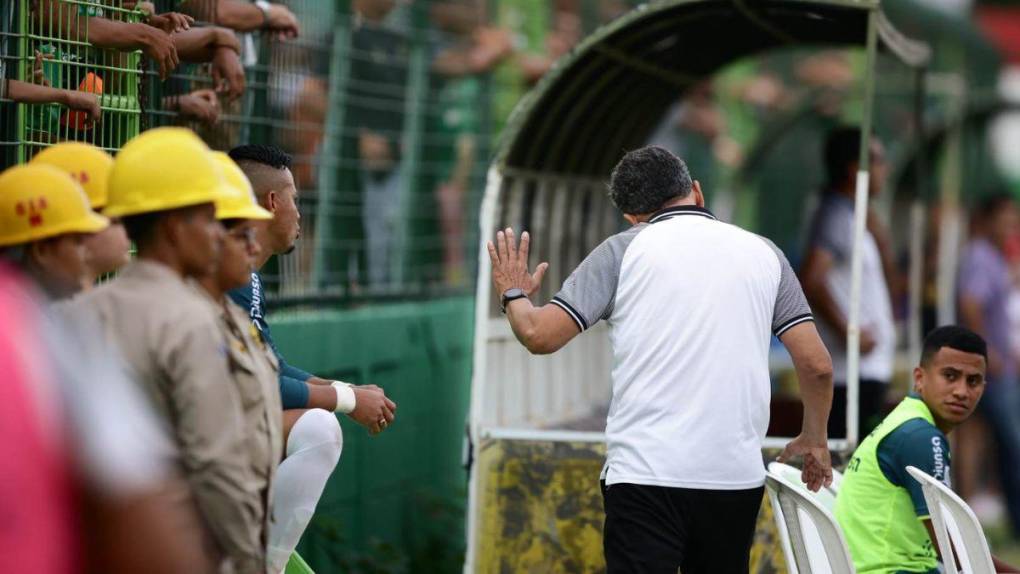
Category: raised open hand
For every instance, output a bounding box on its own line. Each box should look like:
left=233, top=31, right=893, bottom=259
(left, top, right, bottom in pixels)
left=487, top=227, right=548, bottom=298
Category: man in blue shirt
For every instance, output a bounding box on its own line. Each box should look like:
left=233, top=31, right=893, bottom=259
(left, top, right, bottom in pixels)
left=227, top=144, right=396, bottom=430
left=227, top=144, right=396, bottom=571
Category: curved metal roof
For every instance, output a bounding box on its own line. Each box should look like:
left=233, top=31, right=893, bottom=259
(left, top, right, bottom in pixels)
left=496, top=0, right=930, bottom=178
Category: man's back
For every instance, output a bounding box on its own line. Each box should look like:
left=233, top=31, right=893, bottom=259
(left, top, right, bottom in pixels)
left=611, top=209, right=801, bottom=488
left=553, top=206, right=811, bottom=489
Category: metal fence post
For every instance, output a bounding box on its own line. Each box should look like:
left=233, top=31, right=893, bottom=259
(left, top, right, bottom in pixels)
left=311, top=0, right=351, bottom=292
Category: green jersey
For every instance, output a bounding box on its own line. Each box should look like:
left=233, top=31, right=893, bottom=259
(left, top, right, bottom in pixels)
left=835, top=396, right=950, bottom=574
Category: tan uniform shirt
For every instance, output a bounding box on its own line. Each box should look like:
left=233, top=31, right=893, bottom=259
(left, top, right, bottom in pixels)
left=192, top=284, right=284, bottom=540
left=64, top=260, right=265, bottom=573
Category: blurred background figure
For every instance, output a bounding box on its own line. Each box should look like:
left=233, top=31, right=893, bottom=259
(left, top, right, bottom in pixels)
left=0, top=262, right=79, bottom=574
left=348, top=0, right=407, bottom=289
left=958, top=194, right=1020, bottom=538
left=800, top=127, right=898, bottom=440
left=430, top=0, right=513, bottom=285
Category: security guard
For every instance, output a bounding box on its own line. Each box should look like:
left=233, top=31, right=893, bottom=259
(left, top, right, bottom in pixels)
left=1, top=160, right=214, bottom=573
left=195, top=151, right=284, bottom=562
left=31, top=142, right=131, bottom=289
left=62, top=127, right=266, bottom=573
left=0, top=163, right=108, bottom=299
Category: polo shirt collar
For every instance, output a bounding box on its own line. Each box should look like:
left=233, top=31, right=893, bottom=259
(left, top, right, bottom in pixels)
left=648, top=205, right=717, bottom=224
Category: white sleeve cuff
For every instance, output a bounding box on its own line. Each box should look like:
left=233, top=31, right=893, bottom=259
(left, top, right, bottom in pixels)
left=331, top=381, right=356, bottom=414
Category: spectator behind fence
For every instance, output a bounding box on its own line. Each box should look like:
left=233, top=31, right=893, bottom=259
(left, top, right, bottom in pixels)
left=430, top=0, right=513, bottom=285
left=957, top=193, right=1020, bottom=539
left=800, top=127, right=898, bottom=440
left=33, top=0, right=246, bottom=134
left=0, top=52, right=101, bottom=126
left=35, top=0, right=181, bottom=79
left=349, top=0, right=408, bottom=288
left=177, top=0, right=300, bottom=40
left=647, top=82, right=741, bottom=201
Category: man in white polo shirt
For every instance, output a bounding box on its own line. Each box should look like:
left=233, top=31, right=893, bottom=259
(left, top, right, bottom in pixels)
left=487, top=146, right=834, bottom=574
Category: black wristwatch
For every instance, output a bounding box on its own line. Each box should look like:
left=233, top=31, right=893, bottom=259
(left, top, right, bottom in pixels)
left=500, top=287, right=528, bottom=314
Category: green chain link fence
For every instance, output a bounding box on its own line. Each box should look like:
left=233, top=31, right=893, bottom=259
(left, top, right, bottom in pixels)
left=9, top=0, right=142, bottom=163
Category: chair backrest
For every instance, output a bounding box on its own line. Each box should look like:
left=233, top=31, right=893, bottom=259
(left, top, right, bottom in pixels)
left=768, top=462, right=840, bottom=511
left=905, top=466, right=995, bottom=574
left=765, top=470, right=856, bottom=574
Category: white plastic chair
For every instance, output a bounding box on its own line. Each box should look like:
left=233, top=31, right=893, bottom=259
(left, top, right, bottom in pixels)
left=906, top=466, right=995, bottom=574
left=768, top=462, right=843, bottom=511
left=766, top=469, right=856, bottom=574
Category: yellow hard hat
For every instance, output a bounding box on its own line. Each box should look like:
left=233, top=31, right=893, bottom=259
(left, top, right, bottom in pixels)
left=104, top=127, right=234, bottom=218
left=0, top=164, right=109, bottom=247
left=31, top=142, right=114, bottom=210
left=209, top=152, right=272, bottom=221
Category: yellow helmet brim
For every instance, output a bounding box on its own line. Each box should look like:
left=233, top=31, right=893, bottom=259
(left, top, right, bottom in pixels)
left=101, top=180, right=235, bottom=219
left=0, top=210, right=109, bottom=247
left=215, top=202, right=274, bottom=221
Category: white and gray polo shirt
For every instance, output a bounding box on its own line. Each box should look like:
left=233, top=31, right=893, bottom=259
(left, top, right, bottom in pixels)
left=551, top=205, right=812, bottom=490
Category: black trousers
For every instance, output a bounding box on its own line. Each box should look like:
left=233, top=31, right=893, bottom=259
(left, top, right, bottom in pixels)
left=828, top=379, right=888, bottom=440
left=601, top=481, right=764, bottom=574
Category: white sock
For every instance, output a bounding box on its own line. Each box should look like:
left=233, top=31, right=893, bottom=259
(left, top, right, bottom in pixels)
left=267, top=409, right=343, bottom=573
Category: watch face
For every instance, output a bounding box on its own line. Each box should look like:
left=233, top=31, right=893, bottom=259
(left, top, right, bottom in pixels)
left=501, top=288, right=526, bottom=313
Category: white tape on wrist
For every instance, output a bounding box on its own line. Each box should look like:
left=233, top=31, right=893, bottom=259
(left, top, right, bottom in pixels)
left=331, top=381, right=356, bottom=414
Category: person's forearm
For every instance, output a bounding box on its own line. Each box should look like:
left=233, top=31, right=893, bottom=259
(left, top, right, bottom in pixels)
left=172, top=26, right=237, bottom=62
left=86, top=16, right=152, bottom=50
left=796, top=361, right=832, bottom=440
left=216, top=0, right=265, bottom=32
left=279, top=374, right=310, bottom=409
left=506, top=298, right=562, bottom=355
left=280, top=362, right=314, bottom=385
left=305, top=383, right=338, bottom=410
left=450, top=134, right=476, bottom=189
left=432, top=49, right=474, bottom=78
left=5, top=79, right=72, bottom=105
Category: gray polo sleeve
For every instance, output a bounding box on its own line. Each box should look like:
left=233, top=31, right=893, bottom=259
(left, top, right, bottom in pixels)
left=760, top=237, right=814, bottom=337
left=551, top=225, right=645, bottom=331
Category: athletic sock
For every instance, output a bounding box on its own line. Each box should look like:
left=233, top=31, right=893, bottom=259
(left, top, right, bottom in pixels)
left=267, top=409, right=343, bottom=573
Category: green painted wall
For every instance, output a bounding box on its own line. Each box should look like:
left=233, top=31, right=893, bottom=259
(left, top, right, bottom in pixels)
left=270, top=296, right=475, bottom=573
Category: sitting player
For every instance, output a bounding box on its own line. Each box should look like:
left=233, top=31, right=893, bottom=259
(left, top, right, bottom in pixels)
left=835, top=325, right=1018, bottom=573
